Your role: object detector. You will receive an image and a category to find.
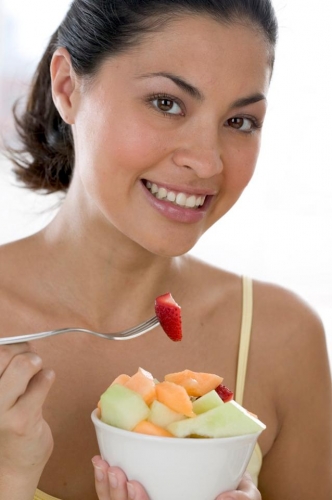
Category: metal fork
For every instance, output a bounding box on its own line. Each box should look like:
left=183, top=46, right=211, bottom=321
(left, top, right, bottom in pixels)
left=0, top=316, right=160, bottom=344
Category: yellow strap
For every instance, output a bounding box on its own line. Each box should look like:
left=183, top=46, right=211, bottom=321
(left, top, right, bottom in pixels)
left=235, top=278, right=263, bottom=479
left=235, top=276, right=253, bottom=406
left=34, top=489, right=61, bottom=500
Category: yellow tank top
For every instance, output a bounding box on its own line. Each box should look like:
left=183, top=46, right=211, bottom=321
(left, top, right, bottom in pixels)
left=235, top=276, right=262, bottom=486
left=34, top=276, right=262, bottom=499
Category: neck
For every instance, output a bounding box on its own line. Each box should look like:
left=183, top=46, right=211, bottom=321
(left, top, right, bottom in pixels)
left=37, top=189, right=182, bottom=330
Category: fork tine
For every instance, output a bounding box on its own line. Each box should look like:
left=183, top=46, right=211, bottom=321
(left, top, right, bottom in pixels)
left=119, top=316, right=160, bottom=337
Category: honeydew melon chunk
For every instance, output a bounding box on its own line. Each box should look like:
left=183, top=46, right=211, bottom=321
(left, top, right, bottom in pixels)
left=167, top=400, right=266, bottom=438
left=148, top=400, right=186, bottom=428
left=192, top=389, right=224, bottom=415
left=100, top=384, right=150, bottom=431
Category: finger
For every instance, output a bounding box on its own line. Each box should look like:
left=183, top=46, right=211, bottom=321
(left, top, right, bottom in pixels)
left=107, top=466, right=129, bottom=500
left=92, top=457, right=148, bottom=500
left=0, top=343, right=31, bottom=375
left=92, top=457, right=112, bottom=500
left=2, top=370, right=56, bottom=438
left=0, top=352, right=44, bottom=410
left=127, top=480, right=150, bottom=500
left=16, top=368, right=55, bottom=413
left=216, top=473, right=261, bottom=500
left=237, top=472, right=256, bottom=491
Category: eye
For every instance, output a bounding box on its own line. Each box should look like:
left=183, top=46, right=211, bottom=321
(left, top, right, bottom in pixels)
left=226, top=117, right=260, bottom=133
left=148, top=94, right=184, bottom=116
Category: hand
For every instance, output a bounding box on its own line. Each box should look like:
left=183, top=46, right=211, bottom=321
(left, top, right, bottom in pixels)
left=92, top=458, right=259, bottom=500
left=0, top=342, right=55, bottom=479
left=92, top=456, right=149, bottom=500
left=216, top=473, right=261, bottom=500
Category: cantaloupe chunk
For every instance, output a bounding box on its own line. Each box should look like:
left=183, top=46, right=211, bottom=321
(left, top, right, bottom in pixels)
left=111, top=374, right=131, bottom=386
left=165, top=369, right=223, bottom=397
left=156, top=381, right=195, bottom=417
left=125, top=367, right=156, bottom=406
left=133, top=420, right=173, bottom=437
left=148, top=400, right=186, bottom=428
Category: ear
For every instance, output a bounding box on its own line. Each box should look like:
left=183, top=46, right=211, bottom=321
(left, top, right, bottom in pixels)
left=50, top=48, right=78, bottom=125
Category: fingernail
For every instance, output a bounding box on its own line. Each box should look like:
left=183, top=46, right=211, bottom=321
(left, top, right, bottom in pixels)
left=93, top=465, right=104, bottom=482
left=127, top=482, right=135, bottom=499
left=108, top=472, right=118, bottom=489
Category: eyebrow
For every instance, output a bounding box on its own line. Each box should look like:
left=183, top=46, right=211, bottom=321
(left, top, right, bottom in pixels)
left=138, top=71, right=266, bottom=108
left=231, top=93, right=266, bottom=108
left=138, top=72, right=203, bottom=100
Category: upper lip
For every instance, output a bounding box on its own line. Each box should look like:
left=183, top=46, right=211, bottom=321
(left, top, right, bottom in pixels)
left=142, top=179, right=218, bottom=197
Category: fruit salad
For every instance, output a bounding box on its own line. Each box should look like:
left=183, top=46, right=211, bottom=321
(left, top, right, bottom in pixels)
left=97, top=368, right=266, bottom=438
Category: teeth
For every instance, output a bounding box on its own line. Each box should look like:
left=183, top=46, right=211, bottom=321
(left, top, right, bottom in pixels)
left=167, top=191, right=176, bottom=202
left=156, top=187, right=168, bottom=199
left=176, top=193, right=187, bottom=207
left=151, top=183, right=159, bottom=194
left=185, top=195, right=196, bottom=208
left=145, top=181, right=206, bottom=209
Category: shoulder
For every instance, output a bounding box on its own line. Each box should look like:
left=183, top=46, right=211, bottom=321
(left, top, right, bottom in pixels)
left=251, top=278, right=327, bottom=361
left=250, top=285, right=332, bottom=495
left=184, top=256, right=329, bottom=384
left=249, top=279, right=330, bottom=420
left=0, top=237, right=37, bottom=325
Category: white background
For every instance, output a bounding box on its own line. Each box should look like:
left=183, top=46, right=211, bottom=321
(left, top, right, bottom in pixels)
left=0, top=0, right=331, bottom=364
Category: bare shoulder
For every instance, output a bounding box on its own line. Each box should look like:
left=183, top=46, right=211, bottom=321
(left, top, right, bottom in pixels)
left=252, top=278, right=328, bottom=372
left=250, top=280, right=332, bottom=498
left=246, top=278, right=331, bottom=406
left=0, top=237, right=39, bottom=332
left=0, top=237, right=30, bottom=287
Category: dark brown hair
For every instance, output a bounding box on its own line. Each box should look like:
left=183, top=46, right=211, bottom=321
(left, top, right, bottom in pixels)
left=7, top=0, right=278, bottom=193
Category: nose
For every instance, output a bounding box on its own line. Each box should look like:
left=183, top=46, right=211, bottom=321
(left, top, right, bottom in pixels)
left=171, top=145, right=223, bottom=179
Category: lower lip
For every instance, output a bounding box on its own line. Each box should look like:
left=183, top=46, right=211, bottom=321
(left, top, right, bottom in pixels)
left=141, top=183, right=212, bottom=223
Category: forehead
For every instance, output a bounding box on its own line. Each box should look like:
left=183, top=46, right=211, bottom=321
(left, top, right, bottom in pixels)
left=100, top=15, right=272, bottom=97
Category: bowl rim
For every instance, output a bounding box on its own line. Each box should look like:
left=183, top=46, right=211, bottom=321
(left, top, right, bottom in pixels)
left=91, top=408, right=263, bottom=444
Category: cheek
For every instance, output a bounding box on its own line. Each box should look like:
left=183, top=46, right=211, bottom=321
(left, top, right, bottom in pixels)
left=76, top=110, right=165, bottom=188
left=224, top=141, right=260, bottom=192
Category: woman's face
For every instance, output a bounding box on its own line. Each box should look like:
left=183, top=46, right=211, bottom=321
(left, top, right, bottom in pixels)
left=70, top=15, right=272, bottom=256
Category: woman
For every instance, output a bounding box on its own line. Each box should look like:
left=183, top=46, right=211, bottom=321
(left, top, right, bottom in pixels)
left=0, top=0, right=331, bottom=499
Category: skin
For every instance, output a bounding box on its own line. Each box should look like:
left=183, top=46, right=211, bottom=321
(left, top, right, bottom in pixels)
left=0, top=14, right=331, bottom=500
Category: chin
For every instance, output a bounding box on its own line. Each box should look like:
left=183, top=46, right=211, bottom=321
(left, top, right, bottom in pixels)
left=141, top=236, right=200, bottom=258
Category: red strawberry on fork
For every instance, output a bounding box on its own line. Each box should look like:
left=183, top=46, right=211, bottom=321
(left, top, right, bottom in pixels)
left=155, top=293, right=182, bottom=342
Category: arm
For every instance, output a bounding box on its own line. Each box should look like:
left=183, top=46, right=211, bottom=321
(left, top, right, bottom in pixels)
left=258, top=304, right=332, bottom=499
left=0, top=343, right=55, bottom=500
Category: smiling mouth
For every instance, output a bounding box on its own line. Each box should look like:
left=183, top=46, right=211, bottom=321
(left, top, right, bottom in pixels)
left=143, top=181, right=207, bottom=209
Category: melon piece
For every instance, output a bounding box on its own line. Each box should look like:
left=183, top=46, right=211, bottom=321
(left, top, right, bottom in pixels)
left=111, top=374, right=131, bottom=386
left=192, top=389, right=224, bottom=415
left=156, top=381, right=195, bottom=417
left=164, top=369, right=223, bottom=397
left=167, top=400, right=266, bottom=438
left=125, top=367, right=156, bottom=406
left=133, top=420, right=173, bottom=437
left=148, top=400, right=186, bottom=428
left=100, top=384, right=150, bottom=431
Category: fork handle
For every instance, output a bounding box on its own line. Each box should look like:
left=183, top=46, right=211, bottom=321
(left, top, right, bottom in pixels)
left=0, top=328, right=91, bottom=345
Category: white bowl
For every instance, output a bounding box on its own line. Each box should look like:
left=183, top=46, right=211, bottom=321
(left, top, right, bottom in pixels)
left=91, top=409, right=262, bottom=500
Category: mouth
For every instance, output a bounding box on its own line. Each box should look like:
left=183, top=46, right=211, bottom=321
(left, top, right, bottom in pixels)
left=143, top=180, right=208, bottom=209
